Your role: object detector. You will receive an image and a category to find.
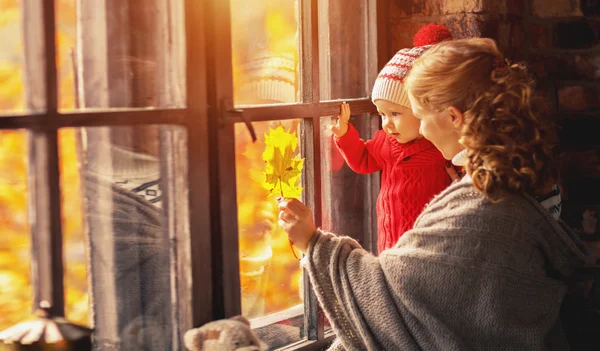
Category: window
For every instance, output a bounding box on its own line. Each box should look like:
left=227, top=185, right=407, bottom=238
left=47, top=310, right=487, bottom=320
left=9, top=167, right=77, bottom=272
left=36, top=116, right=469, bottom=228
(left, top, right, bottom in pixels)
left=0, top=0, right=385, bottom=350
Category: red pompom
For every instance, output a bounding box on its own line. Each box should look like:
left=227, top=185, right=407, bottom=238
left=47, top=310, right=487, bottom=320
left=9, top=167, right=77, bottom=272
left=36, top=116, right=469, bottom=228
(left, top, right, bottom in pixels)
left=413, top=24, right=453, bottom=47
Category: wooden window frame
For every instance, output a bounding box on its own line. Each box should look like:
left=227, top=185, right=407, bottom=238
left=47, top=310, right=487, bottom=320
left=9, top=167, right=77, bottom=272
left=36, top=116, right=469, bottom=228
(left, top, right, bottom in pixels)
left=0, top=0, right=389, bottom=349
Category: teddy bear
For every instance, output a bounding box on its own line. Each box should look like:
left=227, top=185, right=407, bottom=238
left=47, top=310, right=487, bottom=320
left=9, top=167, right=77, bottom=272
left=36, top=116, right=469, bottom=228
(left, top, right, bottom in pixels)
left=183, top=315, right=267, bottom=351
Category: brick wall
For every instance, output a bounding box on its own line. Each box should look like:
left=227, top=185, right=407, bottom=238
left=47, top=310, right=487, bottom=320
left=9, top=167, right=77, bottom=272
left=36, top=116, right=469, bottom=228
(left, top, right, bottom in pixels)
left=387, top=0, right=526, bottom=59
left=526, top=1, right=600, bottom=233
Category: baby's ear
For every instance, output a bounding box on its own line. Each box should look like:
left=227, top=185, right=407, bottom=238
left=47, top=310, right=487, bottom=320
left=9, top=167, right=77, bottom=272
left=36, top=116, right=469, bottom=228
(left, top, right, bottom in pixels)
left=230, top=315, right=251, bottom=326
left=184, top=328, right=205, bottom=351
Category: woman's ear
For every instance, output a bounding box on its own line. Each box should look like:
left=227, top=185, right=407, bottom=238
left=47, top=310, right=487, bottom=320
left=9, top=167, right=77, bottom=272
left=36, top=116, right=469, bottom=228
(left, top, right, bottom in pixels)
left=446, top=106, right=464, bottom=130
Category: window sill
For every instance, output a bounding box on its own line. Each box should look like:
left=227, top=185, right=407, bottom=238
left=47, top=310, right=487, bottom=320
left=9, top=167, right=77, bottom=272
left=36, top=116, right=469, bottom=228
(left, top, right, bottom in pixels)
left=250, top=305, right=335, bottom=351
left=250, top=304, right=304, bottom=329
left=276, top=329, right=336, bottom=351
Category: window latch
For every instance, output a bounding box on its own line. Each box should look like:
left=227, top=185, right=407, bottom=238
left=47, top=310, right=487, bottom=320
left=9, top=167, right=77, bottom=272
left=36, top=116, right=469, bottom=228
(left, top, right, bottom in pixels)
left=221, top=99, right=257, bottom=143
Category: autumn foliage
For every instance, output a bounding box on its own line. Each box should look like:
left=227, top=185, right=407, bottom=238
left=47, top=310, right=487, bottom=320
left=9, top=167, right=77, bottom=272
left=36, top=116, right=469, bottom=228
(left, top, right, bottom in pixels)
left=0, top=0, right=87, bottom=330
left=262, top=126, right=304, bottom=200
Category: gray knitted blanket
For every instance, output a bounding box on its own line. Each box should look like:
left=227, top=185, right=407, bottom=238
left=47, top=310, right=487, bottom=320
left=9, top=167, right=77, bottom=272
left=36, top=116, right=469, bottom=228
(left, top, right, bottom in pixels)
left=306, top=179, right=589, bottom=350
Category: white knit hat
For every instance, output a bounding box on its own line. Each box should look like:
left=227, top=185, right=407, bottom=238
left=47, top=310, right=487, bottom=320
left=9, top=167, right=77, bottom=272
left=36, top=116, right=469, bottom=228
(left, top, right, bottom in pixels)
left=371, top=46, right=430, bottom=108
left=371, top=23, right=454, bottom=108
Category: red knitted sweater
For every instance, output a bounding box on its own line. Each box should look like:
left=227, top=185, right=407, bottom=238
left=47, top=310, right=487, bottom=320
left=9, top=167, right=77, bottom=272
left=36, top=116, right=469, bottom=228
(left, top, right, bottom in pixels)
left=335, top=123, right=451, bottom=253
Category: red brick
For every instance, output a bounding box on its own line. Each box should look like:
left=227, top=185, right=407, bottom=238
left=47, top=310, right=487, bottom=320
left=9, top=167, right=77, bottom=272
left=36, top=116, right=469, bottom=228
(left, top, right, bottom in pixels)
left=442, top=0, right=486, bottom=14
left=440, top=14, right=487, bottom=39
left=532, top=86, right=557, bottom=114
left=558, top=85, right=600, bottom=111
left=560, top=148, right=600, bottom=180
left=442, top=0, right=519, bottom=15
left=528, top=56, right=560, bottom=80
left=581, top=0, right=600, bottom=16
left=531, top=0, right=583, bottom=17
left=529, top=54, right=600, bottom=81
left=553, top=20, right=600, bottom=50
left=389, top=20, right=427, bottom=51
left=530, top=23, right=551, bottom=49
left=390, top=0, right=441, bottom=18
left=506, top=0, right=526, bottom=14
left=480, top=18, right=525, bottom=60
left=389, top=0, right=516, bottom=18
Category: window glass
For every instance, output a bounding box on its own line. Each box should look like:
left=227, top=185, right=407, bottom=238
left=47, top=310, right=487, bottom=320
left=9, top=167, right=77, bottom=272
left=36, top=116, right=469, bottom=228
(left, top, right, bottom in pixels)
left=230, top=0, right=300, bottom=105
left=0, top=130, right=32, bottom=329
left=320, top=114, right=379, bottom=252
left=318, top=0, right=373, bottom=101
left=59, top=128, right=88, bottom=325
left=0, top=1, right=29, bottom=114
left=60, top=125, right=188, bottom=350
left=320, top=112, right=379, bottom=332
left=58, top=0, right=186, bottom=111
left=235, top=120, right=304, bottom=349
left=55, top=0, right=76, bottom=111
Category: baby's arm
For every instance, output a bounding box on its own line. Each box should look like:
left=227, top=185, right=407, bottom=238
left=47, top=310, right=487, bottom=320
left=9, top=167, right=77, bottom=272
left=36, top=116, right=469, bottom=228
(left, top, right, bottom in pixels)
left=331, top=103, right=382, bottom=174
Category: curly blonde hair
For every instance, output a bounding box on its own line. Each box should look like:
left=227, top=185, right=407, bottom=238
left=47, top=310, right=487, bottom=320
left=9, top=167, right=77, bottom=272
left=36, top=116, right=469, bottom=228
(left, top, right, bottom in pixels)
left=405, top=38, right=557, bottom=201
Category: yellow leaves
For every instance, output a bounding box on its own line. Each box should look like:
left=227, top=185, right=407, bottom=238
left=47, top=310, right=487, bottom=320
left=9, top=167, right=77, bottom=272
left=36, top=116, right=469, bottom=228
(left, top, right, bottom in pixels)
left=0, top=1, right=19, bottom=29
left=0, top=4, right=33, bottom=325
left=0, top=0, right=24, bottom=113
left=0, top=0, right=85, bottom=329
left=264, top=8, right=298, bottom=55
left=236, top=121, right=304, bottom=316
left=0, top=64, right=24, bottom=111
left=262, top=125, right=304, bottom=199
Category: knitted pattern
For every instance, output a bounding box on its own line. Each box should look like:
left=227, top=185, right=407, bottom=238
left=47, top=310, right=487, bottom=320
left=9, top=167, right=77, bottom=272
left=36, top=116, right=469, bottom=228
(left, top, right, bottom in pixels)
left=239, top=51, right=297, bottom=103
left=372, top=23, right=453, bottom=108
left=371, top=46, right=430, bottom=107
left=413, top=23, right=453, bottom=47
left=305, top=177, right=589, bottom=351
left=334, top=123, right=450, bottom=253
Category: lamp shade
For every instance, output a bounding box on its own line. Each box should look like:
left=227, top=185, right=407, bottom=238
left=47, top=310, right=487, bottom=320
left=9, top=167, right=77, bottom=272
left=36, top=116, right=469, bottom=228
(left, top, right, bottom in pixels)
left=0, top=301, right=92, bottom=351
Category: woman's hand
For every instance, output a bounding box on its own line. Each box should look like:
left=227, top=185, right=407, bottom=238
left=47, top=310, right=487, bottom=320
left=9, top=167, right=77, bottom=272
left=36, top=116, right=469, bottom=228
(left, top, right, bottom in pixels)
left=330, top=102, right=350, bottom=138
left=277, top=198, right=317, bottom=252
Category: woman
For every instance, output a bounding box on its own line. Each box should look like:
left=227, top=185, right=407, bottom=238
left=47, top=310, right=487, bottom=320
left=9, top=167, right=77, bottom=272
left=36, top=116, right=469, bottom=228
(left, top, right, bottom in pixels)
left=277, top=38, right=589, bottom=350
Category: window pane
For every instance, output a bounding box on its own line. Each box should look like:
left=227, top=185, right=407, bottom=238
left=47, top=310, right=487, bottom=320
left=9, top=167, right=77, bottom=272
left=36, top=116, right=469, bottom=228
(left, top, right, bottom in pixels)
left=318, top=0, right=373, bottom=100
left=0, top=130, right=32, bottom=329
left=320, top=114, right=378, bottom=252
left=59, top=0, right=186, bottom=111
left=235, top=120, right=304, bottom=349
left=0, top=2, right=28, bottom=114
left=59, top=125, right=188, bottom=350
left=55, top=0, right=76, bottom=111
left=231, top=0, right=300, bottom=105
left=58, top=128, right=88, bottom=326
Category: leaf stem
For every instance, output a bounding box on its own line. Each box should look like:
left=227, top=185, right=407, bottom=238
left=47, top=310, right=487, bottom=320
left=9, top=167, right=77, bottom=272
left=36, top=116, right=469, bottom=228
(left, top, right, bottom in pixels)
left=279, top=179, right=285, bottom=198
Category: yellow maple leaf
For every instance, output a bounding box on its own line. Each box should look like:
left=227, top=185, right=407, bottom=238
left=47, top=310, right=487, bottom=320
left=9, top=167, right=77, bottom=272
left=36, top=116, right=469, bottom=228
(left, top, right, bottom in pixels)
left=262, top=126, right=304, bottom=199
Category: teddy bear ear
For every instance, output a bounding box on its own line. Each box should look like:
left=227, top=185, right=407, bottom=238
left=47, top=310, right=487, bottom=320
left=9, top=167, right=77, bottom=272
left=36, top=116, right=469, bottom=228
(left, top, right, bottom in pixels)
left=184, top=328, right=205, bottom=351
left=230, top=315, right=251, bottom=326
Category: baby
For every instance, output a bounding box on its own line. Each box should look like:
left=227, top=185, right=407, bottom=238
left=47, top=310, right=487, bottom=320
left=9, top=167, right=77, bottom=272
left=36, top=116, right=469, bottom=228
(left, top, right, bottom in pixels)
left=331, top=24, right=454, bottom=253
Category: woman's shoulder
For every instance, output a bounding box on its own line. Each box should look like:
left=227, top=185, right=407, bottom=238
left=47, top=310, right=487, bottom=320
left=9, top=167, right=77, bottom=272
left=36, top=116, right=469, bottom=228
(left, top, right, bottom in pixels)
left=416, top=178, right=541, bottom=227
left=396, top=177, right=588, bottom=281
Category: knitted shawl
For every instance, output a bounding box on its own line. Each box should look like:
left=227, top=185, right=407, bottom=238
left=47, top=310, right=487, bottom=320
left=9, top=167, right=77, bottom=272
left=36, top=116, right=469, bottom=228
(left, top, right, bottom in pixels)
left=305, top=178, right=589, bottom=350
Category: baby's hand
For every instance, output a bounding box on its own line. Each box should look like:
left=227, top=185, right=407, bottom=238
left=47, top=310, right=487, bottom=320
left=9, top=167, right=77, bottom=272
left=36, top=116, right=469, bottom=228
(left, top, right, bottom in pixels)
left=330, top=102, right=350, bottom=138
